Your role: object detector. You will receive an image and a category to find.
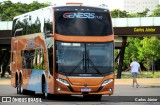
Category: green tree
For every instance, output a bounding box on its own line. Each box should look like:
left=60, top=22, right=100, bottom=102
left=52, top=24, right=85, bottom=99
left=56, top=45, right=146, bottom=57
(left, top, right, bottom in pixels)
left=27, top=1, right=50, bottom=12
left=0, top=0, right=51, bottom=21
left=151, top=5, right=160, bottom=16
left=140, top=37, right=160, bottom=74
left=111, top=9, right=129, bottom=18
left=111, top=8, right=149, bottom=18
left=128, top=8, right=150, bottom=17
left=124, top=38, right=141, bottom=63
left=124, top=37, right=160, bottom=72
left=122, top=37, right=142, bottom=73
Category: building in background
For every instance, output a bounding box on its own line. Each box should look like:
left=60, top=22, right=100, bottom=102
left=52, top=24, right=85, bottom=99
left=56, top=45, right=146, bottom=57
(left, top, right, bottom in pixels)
left=124, top=0, right=159, bottom=14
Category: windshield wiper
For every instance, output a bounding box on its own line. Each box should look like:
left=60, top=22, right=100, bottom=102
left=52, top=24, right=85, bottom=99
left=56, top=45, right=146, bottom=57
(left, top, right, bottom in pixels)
left=86, top=50, right=103, bottom=76
left=88, top=58, right=103, bottom=76
left=68, top=52, right=85, bottom=76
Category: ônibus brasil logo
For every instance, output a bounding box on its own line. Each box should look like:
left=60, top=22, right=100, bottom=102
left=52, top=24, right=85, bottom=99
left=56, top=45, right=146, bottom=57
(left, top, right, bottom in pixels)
left=63, top=12, right=102, bottom=19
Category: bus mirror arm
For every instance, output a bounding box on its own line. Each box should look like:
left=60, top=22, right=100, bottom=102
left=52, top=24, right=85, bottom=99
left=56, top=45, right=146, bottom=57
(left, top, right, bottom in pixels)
left=46, top=34, right=54, bottom=37
left=45, top=31, right=54, bottom=37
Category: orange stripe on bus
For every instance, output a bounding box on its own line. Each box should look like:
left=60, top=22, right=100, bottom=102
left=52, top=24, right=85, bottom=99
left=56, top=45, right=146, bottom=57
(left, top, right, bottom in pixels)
left=54, top=34, right=114, bottom=42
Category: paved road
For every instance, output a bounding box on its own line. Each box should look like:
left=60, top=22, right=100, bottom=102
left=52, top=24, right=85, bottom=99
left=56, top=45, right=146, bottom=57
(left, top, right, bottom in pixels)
left=0, top=78, right=160, bottom=105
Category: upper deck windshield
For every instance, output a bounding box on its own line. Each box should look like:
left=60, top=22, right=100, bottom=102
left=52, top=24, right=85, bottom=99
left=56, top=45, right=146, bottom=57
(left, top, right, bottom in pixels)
left=54, top=6, right=113, bottom=36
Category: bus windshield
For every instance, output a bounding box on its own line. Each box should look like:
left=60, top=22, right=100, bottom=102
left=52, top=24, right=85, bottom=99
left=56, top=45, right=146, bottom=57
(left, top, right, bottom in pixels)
left=56, top=41, right=114, bottom=76
left=54, top=7, right=113, bottom=36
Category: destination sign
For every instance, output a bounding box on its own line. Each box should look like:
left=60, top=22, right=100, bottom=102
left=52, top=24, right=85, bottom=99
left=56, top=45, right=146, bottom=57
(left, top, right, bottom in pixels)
left=134, top=27, right=156, bottom=33
left=114, top=26, right=160, bottom=36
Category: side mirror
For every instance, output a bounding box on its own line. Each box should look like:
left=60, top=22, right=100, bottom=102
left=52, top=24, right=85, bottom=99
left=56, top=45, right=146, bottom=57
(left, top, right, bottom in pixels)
left=47, top=34, right=54, bottom=37
left=45, top=31, right=54, bottom=37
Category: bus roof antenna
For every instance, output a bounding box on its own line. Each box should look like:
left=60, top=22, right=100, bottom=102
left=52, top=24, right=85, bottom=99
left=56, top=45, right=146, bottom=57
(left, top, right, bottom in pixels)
left=66, top=2, right=83, bottom=6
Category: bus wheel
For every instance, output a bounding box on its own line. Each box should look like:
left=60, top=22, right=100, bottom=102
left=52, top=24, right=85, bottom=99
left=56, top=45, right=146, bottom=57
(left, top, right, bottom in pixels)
left=17, top=80, right=22, bottom=94
left=42, top=81, right=48, bottom=99
left=20, top=79, right=23, bottom=94
left=16, top=80, right=19, bottom=94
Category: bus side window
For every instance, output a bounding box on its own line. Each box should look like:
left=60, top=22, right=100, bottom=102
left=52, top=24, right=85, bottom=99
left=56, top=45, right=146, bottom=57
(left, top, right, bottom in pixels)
left=12, top=19, right=17, bottom=37
left=39, top=49, right=45, bottom=70
left=22, top=50, right=35, bottom=69
left=14, top=28, right=23, bottom=36
left=22, top=49, right=45, bottom=70
left=33, top=49, right=45, bottom=70
left=44, top=8, right=53, bottom=35
left=13, top=19, right=24, bottom=36
left=48, top=47, right=53, bottom=76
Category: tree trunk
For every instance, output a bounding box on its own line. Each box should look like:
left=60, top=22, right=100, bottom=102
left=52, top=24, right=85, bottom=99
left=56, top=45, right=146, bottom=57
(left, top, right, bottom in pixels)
left=117, top=37, right=127, bottom=79
left=152, top=60, right=154, bottom=75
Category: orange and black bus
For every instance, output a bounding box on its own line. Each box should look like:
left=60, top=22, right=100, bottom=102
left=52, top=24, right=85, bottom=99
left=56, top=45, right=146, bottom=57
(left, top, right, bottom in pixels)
left=11, top=4, right=114, bottom=100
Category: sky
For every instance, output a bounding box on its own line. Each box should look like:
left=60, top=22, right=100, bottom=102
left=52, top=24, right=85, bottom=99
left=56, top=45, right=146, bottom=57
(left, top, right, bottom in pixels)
left=0, top=0, right=124, bottom=10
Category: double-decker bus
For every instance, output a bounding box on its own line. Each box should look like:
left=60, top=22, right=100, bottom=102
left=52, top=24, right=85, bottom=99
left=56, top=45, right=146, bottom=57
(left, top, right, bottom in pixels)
left=11, top=4, right=114, bottom=100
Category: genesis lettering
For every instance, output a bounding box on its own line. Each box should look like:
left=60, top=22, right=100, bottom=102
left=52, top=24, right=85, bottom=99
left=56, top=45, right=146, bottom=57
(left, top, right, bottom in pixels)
left=63, top=12, right=102, bottom=19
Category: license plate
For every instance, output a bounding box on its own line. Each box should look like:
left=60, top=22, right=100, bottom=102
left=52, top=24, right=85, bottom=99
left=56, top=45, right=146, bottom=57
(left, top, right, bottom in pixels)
left=81, top=88, right=91, bottom=92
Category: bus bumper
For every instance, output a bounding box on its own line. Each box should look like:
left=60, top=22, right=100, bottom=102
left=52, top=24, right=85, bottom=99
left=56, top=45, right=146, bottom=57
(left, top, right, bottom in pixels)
left=54, top=81, right=114, bottom=95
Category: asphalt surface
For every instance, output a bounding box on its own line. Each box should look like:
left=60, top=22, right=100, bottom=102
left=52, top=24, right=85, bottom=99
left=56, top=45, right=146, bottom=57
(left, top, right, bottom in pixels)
left=0, top=78, right=160, bottom=105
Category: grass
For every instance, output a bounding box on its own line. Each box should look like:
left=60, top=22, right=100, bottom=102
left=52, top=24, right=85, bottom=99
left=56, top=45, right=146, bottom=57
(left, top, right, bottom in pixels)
left=120, top=71, right=160, bottom=78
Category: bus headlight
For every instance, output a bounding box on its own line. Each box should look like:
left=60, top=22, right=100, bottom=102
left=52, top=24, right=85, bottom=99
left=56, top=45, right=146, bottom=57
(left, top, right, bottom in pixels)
left=56, top=78, right=69, bottom=86
left=101, top=79, right=113, bottom=86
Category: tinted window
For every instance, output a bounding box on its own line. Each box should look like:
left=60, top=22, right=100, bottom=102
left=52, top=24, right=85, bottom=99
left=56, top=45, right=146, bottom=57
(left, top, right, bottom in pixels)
left=54, top=6, right=113, bottom=36
left=56, top=41, right=114, bottom=76
left=22, top=49, right=45, bottom=70
left=12, top=8, right=53, bottom=37
left=48, top=47, right=53, bottom=75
